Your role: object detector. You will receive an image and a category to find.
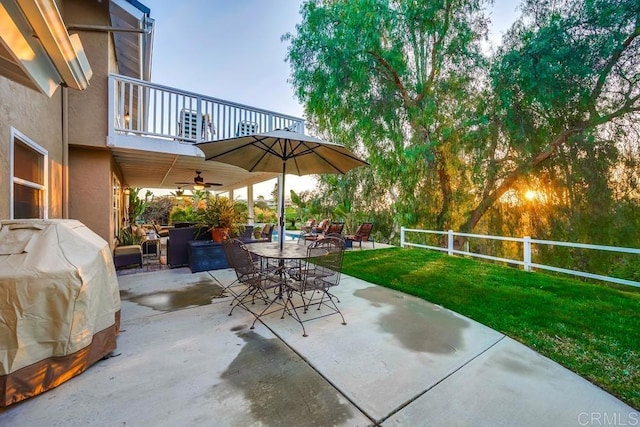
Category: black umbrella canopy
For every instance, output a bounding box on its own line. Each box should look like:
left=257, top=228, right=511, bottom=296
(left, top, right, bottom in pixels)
left=196, top=129, right=368, bottom=249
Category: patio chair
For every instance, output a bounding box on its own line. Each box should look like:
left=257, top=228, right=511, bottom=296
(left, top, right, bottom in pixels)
left=236, top=120, right=259, bottom=136
left=238, top=225, right=254, bottom=242
left=297, top=218, right=317, bottom=243
left=285, top=236, right=347, bottom=336
left=223, top=239, right=284, bottom=328
left=345, top=222, right=374, bottom=248
left=301, top=218, right=316, bottom=234
left=303, top=218, right=330, bottom=243
left=326, top=222, right=345, bottom=236
left=259, top=223, right=274, bottom=241
left=221, top=238, right=248, bottom=295
left=178, top=109, right=212, bottom=141
left=312, top=219, right=330, bottom=234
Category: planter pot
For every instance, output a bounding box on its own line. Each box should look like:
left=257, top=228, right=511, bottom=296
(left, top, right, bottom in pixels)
left=210, top=227, right=228, bottom=243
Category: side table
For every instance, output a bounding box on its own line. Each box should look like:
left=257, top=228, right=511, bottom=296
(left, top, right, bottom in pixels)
left=142, top=239, right=161, bottom=269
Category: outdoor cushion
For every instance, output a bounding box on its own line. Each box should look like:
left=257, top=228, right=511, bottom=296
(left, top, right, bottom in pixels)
left=114, top=244, right=143, bottom=269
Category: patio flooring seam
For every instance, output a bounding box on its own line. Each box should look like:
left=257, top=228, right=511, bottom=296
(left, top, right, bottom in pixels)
left=206, top=270, right=510, bottom=425
left=202, top=270, right=379, bottom=424
left=376, top=334, right=507, bottom=425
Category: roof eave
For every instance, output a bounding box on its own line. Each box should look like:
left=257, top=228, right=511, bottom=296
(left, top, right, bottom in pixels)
left=16, top=0, right=93, bottom=91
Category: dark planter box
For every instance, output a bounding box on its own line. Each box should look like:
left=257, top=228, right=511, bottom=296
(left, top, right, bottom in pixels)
left=167, top=226, right=210, bottom=268
left=187, top=240, right=229, bottom=273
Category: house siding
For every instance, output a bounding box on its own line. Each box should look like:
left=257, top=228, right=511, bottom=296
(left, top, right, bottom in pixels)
left=65, top=0, right=111, bottom=149
left=63, top=0, right=125, bottom=247
left=0, top=0, right=126, bottom=248
left=68, top=146, right=115, bottom=245
left=0, top=77, right=63, bottom=219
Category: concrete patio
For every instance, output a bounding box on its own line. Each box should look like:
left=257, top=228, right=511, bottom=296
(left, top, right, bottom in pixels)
left=0, top=266, right=636, bottom=426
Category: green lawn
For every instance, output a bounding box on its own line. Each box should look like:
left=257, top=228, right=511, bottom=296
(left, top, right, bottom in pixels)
left=342, top=247, right=640, bottom=409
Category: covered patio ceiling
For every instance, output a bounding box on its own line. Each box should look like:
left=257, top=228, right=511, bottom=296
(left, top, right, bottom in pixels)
left=111, top=146, right=280, bottom=192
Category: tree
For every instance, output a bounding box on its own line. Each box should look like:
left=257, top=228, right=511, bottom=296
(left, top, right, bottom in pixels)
left=255, top=195, right=269, bottom=210
left=142, top=195, right=174, bottom=225
left=285, top=0, right=640, bottom=245
left=128, top=188, right=152, bottom=224
left=461, top=0, right=640, bottom=234
left=284, top=0, right=490, bottom=231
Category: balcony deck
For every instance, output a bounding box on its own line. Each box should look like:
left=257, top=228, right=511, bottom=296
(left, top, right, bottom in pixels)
left=107, top=74, right=306, bottom=190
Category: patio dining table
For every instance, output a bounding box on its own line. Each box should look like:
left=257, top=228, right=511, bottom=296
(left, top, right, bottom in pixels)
left=243, top=241, right=328, bottom=277
left=244, top=241, right=326, bottom=261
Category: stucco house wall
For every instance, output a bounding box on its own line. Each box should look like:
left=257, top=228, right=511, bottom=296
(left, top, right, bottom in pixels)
left=1, top=0, right=139, bottom=246
left=64, top=0, right=111, bottom=149
left=0, top=77, right=63, bottom=219
left=63, top=0, right=126, bottom=246
left=68, top=146, right=117, bottom=245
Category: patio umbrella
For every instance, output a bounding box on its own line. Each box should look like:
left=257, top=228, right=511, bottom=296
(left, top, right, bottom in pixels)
left=196, top=129, right=368, bottom=250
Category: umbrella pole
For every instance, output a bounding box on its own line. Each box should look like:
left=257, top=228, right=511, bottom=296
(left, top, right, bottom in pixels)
left=279, top=162, right=286, bottom=251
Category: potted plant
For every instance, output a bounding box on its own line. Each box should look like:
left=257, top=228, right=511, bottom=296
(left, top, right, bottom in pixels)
left=197, top=195, right=246, bottom=243
left=116, top=226, right=145, bottom=246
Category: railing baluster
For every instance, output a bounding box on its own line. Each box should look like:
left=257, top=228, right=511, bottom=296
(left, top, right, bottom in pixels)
left=137, top=84, right=142, bottom=132
left=109, top=74, right=304, bottom=141
left=118, top=79, right=125, bottom=130
left=127, top=82, right=133, bottom=132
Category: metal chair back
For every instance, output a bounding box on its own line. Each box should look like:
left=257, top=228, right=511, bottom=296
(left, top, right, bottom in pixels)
left=222, top=238, right=256, bottom=281
left=304, top=236, right=345, bottom=289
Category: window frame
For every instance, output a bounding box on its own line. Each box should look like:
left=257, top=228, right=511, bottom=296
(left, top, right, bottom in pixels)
left=113, top=175, right=122, bottom=239
left=10, top=128, right=48, bottom=219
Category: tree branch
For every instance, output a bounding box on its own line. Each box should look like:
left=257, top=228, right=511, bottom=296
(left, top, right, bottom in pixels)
left=461, top=124, right=587, bottom=232
left=589, top=25, right=640, bottom=117
left=415, top=0, right=452, bottom=106
left=367, top=49, right=411, bottom=108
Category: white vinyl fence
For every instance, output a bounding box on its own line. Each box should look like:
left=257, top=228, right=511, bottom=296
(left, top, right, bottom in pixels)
left=400, top=228, right=640, bottom=288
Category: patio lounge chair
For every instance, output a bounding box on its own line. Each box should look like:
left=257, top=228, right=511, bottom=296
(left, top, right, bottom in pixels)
left=345, top=222, right=374, bottom=248
left=302, top=219, right=330, bottom=243
left=152, top=222, right=170, bottom=238
left=259, top=223, right=274, bottom=241
left=312, top=219, right=330, bottom=234
left=325, top=222, right=345, bottom=236
left=297, top=218, right=317, bottom=243
left=300, top=218, right=316, bottom=234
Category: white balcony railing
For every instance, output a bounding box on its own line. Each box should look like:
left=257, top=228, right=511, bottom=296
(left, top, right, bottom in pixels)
left=108, top=74, right=305, bottom=145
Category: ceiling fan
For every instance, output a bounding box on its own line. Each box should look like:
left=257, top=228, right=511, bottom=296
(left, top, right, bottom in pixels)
left=175, top=170, right=222, bottom=190
left=173, top=187, right=185, bottom=198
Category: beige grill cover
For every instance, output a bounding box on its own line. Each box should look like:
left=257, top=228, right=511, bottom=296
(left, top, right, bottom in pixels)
left=0, top=219, right=120, bottom=405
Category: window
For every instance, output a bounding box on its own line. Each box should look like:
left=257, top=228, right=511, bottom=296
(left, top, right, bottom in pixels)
left=12, top=130, right=47, bottom=219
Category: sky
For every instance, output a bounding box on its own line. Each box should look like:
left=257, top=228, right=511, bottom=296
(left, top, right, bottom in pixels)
left=143, top=0, right=520, bottom=199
